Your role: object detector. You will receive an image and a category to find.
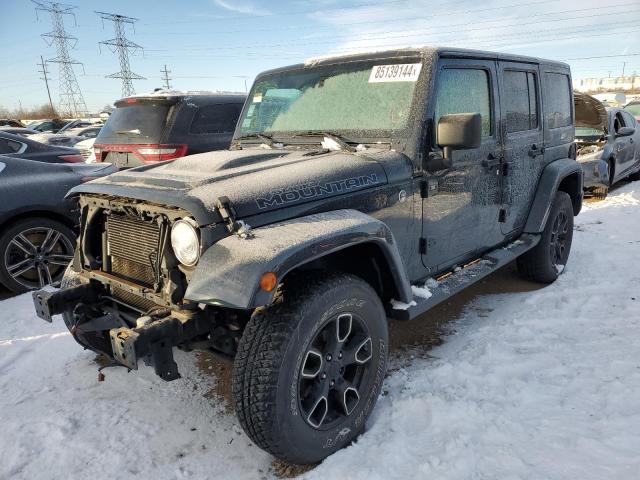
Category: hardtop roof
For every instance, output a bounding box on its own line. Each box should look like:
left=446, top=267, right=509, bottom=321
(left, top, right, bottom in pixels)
left=256, top=46, right=569, bottom=78
left=115, top=91, right=246, bottom=107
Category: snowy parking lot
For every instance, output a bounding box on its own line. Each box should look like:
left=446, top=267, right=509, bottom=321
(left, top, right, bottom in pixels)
left=1, top=182, right=639, bottom=480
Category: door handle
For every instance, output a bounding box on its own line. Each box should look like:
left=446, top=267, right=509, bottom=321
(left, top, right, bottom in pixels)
left=528, top=144, right=545, bottom=157
left=482, top=153, right=501, bottom=170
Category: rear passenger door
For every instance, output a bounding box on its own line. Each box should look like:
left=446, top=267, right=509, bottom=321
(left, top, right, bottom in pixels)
left=498, top=62, right=543, bottom=235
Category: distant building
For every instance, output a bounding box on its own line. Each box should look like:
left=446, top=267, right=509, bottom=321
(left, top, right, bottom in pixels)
left=573, top=75, right=640, bottom=94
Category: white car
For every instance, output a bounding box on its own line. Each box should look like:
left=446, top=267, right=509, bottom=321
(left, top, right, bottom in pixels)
left=74, top=137, right=96, bottom=163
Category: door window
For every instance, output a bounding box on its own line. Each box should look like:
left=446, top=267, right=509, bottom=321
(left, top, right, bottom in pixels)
left=621, top=111, right=637, bottom=128
left=504, top=70, right=538, bottom=133
left=544, top=73, right=572, bottom=129
left=613, top=112, right=626, bottom=134
left=435, top=68, right=492, bottom=138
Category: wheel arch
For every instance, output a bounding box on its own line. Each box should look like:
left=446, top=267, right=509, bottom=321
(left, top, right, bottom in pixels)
left=184, top=209, right=413, bottom=310
left=0, top=209, right=77, bottom=235
left=524, top=158, right=583, bottom=233
left=278, top=239, right=405, bottom=307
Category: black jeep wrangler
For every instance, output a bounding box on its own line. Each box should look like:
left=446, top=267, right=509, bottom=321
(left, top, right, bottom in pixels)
left=32, top=47, right=582, bottom=464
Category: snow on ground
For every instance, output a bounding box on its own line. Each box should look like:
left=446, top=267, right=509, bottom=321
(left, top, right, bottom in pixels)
left=1, top=182, right=640, bottom=479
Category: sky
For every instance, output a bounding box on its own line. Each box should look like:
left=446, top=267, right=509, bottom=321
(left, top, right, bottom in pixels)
left=1, top=0, right=639, bottom=112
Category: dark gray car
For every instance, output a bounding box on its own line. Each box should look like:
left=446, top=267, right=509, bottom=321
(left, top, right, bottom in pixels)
left=0, top=155, right=116, bottom=292
left=575, top=92, right=640, bottom=197
left=0, top=131, right=84, bottom=163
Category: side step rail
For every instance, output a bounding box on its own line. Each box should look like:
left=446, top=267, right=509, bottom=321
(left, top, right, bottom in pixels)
left=392, top=234, right=541, bottom=321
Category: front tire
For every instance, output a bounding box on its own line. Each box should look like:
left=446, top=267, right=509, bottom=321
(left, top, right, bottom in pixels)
left=232, top=273, right=388, bottom=464
left=517, top=191, right=574, bottom=283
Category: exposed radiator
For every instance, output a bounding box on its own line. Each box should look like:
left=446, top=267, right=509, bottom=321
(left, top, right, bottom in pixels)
left=106, top=213, right=161, bottom=287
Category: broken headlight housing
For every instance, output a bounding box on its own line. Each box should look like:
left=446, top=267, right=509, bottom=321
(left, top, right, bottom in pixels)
left=170, top=218, right=200, bottom=266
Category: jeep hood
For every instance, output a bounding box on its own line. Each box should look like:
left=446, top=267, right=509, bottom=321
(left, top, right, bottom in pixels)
left=70, top=148, right=392, bottom=225
left=574, top=92, right=608, bottom=132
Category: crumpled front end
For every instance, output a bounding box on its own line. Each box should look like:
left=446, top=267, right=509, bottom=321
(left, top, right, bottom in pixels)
left=576, top=144, right=609, bottom=188
left=31, top=193, right=244, bottom=381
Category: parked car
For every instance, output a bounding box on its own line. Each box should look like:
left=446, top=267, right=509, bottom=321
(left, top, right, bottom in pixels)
left=624, top=100, right=640, bottom=122
left=30, top=125, right=102, bottom=147
left=33, top=47, right=583, bottom=465
left=0, top=119, right=25, bottom=127
left=75, top=137, right=96, bottom=163
left=28, top=119, right=68, bottom=133
left=0, top=127, right=39, bottom=136
left=93, top=92, right=246, bottom=168
left=0, top=131, right=84, bottom=163
left=57, top=119, right=101, bottom=133
left=0, top=155, right=116, bottom=293
left=575, top=92, right=640, bottom=198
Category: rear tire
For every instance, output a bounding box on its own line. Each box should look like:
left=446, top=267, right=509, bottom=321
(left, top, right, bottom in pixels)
left=517, top=191, right=574, bottom=283
left=232, top=273, right=388, bottom=464
left=0, top=217, right=75, bottom=293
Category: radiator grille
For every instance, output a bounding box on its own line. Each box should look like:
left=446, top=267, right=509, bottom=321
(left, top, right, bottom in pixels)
left=106, top=213, right=160, bottom=286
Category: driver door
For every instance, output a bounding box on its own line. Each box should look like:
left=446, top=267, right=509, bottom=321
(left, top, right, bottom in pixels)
left=421, top=58, right=505, bottom=274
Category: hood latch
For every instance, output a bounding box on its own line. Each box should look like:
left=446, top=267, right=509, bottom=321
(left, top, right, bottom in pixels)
left=216, top=196, right=254, bottom=239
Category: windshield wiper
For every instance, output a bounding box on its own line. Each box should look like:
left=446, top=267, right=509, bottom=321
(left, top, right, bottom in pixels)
left=235, top=133, right=276, bottom=147
left=294, top=131, right=356, bottom=152
left=116, top=129, right=142, bottom=135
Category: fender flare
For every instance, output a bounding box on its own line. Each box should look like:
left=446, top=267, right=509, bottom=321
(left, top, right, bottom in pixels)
left=184, top=209, right=413, bottom=309
left=524, top=158, right=583, bottom=233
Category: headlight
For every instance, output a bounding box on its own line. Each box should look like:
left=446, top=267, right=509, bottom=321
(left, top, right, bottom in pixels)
left=171, top=219, right=200, bottom=266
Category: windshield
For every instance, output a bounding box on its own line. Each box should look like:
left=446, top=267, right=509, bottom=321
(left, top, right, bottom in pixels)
left=624, top=104, right=640, bottom=116
left=97, top=102, right=170, bottom=144
left=576, top=127, right=605, bottom=138
left=236, top=60, right=423, bottom=140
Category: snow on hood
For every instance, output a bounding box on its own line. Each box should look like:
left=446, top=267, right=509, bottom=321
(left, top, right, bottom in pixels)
left=574, top=92, right=608, bottom=132
left=71, top=148, right=394, bottom=225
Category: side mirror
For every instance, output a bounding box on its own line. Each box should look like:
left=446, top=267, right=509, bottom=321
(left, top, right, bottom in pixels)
left=437, top=113, right=482, bottom=160
left=617, top=126, right=635, bottom=137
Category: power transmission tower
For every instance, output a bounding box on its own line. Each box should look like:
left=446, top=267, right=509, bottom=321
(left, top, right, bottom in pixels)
left=96, top=11, right=145, bottom=98
left=32, top=1, right=88, bottom=117
left=37, top=55, right=55, bottom=112
left=161, top=64, right=172, bottom=90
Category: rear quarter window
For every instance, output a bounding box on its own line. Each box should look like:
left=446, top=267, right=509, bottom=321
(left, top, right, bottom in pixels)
left=190, top=104, right=243, bottom=134
left=0, top=137, right=26, bottom=154
left=544, top=73, right=572, bottom=129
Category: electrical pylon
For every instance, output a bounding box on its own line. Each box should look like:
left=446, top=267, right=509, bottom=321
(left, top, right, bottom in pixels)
left=96, top=11, right=145, bottom=98
left=33, top=1, right=88, bottom=117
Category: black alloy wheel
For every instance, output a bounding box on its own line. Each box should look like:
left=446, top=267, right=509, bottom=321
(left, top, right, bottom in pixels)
left=549, top=209, right=569, bottom=267
left=298, top=312, right=374, bottom=429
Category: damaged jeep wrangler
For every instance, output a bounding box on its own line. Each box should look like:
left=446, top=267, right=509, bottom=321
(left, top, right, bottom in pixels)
left=33, top=47, right=582, bottom=464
